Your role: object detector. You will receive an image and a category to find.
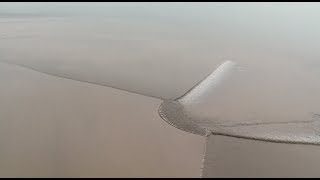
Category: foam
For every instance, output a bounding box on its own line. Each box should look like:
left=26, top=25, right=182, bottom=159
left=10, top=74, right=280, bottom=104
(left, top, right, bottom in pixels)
left=159, top=60, right=320, bottom=145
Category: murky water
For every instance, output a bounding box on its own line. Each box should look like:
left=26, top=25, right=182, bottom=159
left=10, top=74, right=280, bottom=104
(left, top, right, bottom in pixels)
left=2, top=3, right=320, bottom=99
left=2, top=2, right=320, bottom=177
left=0, top=61, right=204, bottom=177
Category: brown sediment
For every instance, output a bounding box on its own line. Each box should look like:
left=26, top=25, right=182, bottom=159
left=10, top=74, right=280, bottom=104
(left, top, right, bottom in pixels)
left=0, top=61, right=204, bottom=177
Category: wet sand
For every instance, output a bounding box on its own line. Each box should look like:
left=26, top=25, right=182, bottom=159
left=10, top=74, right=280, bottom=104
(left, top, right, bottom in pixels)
left=0, top=62, right=204, bottom=177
